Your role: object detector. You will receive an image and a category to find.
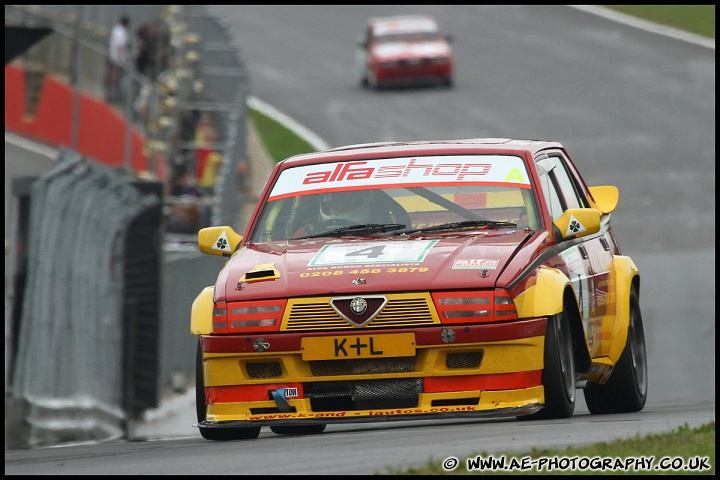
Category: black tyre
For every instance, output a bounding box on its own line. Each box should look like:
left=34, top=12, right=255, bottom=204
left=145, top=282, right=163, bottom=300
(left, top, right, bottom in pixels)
left=270, top=424, right=327, bottom=436
left=519, top=309, right=576, bottom=420
left=366, top=69, right=380, bottom=90
left=195, top=339, right=261, bottom=440
left=584, top=288, right=647, bottom=414
left=199, top=424, right=261, bottom=441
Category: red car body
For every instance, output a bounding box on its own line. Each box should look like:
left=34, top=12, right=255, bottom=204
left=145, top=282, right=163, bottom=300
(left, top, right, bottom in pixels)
left=356, top=15, right=454, bottom=89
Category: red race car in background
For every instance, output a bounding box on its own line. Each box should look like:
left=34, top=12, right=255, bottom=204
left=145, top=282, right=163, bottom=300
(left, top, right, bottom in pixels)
left=355, top=15, right=454, bottom=90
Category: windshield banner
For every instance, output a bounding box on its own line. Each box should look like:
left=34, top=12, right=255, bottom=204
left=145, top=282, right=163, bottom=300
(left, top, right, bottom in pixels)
left=270, top=155, right=530, bottom=200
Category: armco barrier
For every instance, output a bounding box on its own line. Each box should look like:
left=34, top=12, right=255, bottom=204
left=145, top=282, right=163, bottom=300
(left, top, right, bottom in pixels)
left=6, top=5, right=252, bottom=449
left=9, top=150, right=161, bottom=448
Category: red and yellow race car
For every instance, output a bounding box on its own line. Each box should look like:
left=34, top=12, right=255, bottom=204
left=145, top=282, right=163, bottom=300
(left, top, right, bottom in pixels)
left=192, top=138, right=647, bottom=440
left=355, top=15, right=454, bottom=89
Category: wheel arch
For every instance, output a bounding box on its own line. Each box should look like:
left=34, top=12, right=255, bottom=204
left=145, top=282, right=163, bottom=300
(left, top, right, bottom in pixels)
left=514, top=266, right=591, bottom=374
left=563, top=287, right=592, bottom=375
left=606, top=256, right=641, bottom=364
left=191, top=286, right=215, bottom=335
left=514, top=266, right=567, bottom=318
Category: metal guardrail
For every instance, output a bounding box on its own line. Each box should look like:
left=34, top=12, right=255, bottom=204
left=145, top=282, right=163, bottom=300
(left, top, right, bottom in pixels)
left=10, top=150, right=161, bottom=447
left=5, top=4, right=251, bottom=448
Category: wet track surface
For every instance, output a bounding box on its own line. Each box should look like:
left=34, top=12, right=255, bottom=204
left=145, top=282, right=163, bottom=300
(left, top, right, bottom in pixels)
left=5, top=5, right=714, bottom=474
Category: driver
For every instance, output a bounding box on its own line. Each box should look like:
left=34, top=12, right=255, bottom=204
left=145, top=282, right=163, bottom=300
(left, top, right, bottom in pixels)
left=319, top=190, right=373, bottom=224
left=293, top=190, right=374, bottom=237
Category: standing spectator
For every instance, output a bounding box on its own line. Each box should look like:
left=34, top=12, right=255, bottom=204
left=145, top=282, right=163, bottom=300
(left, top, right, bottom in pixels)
left=194, top=112, right=219, bottom=193
left=135, top=21, right=152, bottom=79
left=134, top=19, right=170, bottom=82
left=149, top=19, right=171, bottom=81
left=174, top=109, right=200, bottom=172
left=236, top=158, right=250, bottom=194
left=198, top=151, right=222, bottom=192
left=133, top=20, right=154, bottom=121
left=107, top=15, right=131, bottom=104
left=167, top=170, right=203, bottom=233
left=194, top=112, right=220, bottom=227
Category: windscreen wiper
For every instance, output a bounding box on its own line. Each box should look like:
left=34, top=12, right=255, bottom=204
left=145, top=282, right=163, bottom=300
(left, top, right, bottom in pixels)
left=295, top=223, right=406, bottom=239
left=397, top=219, right=517, bottom=235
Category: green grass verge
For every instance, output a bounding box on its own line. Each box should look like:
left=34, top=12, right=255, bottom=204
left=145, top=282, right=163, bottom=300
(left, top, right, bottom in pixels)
left=248, top=5, right=715, bottom=473
left=249, top=107, right=315, bottom=164
left=380, top=421, right=715, bottom=475
left=603, top=5, right=715, bottom=39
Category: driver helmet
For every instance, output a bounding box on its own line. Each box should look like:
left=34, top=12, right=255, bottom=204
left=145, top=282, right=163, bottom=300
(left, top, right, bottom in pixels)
left=319, top=189, right=373, bottom=224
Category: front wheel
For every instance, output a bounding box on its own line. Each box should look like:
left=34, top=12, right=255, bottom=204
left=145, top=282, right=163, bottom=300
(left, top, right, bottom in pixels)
left=519, top=309, right=576, bottom=420
left=366, top=68, right=380, bottom=90
left=584, top=288, right=647, bottom=414
left=359, top=69, right=369, bottom=88
left=196, top=339, right=261, bottom=440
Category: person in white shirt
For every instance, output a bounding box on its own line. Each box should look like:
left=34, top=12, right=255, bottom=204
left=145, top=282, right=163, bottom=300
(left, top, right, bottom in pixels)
left=107, top=15, right=131, bottom=103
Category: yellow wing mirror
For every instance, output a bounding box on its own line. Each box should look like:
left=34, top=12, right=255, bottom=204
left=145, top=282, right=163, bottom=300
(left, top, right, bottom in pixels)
left=197, top=226, right=243, bottom=257
left=553, top=208, right=601, bottom=240
left=588, top=185, right=619, bottom=214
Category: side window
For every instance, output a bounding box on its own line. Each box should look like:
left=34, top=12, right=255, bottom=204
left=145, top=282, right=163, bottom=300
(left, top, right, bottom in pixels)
left=537, top=160, right=565, bottom=221
left=548, top=156, right=582, bottom=210
left=537, top=154, right=589, bottom=221
left=550, top=156, right=589, bottom=208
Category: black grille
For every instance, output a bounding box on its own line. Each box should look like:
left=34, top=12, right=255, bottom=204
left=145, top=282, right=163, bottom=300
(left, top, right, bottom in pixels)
left=446, top=352, right=483, bottom=369
left=310, top=357, right=416, bottom=376
left=304, top=378, right=422, bottom=411
left=246, top=362, right=282, bottom=378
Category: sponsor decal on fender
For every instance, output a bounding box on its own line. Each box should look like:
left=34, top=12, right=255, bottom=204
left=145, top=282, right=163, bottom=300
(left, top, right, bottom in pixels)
left=452, top=259, right=499, bottom=270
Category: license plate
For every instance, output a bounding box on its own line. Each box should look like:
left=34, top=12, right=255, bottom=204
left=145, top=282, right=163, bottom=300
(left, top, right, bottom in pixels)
left=301, top=333, right=416, bottom=360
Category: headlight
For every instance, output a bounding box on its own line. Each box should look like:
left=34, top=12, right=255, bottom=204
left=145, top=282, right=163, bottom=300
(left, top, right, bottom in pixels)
left=213, top=299, right=286, bottom=333
left=433, top=289, right=518, bottom=323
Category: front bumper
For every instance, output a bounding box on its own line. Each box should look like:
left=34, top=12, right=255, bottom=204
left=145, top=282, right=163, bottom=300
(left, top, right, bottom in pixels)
left=374, top=61, right=452, bottom=86
left=199, top=319, right=547, bottom=426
